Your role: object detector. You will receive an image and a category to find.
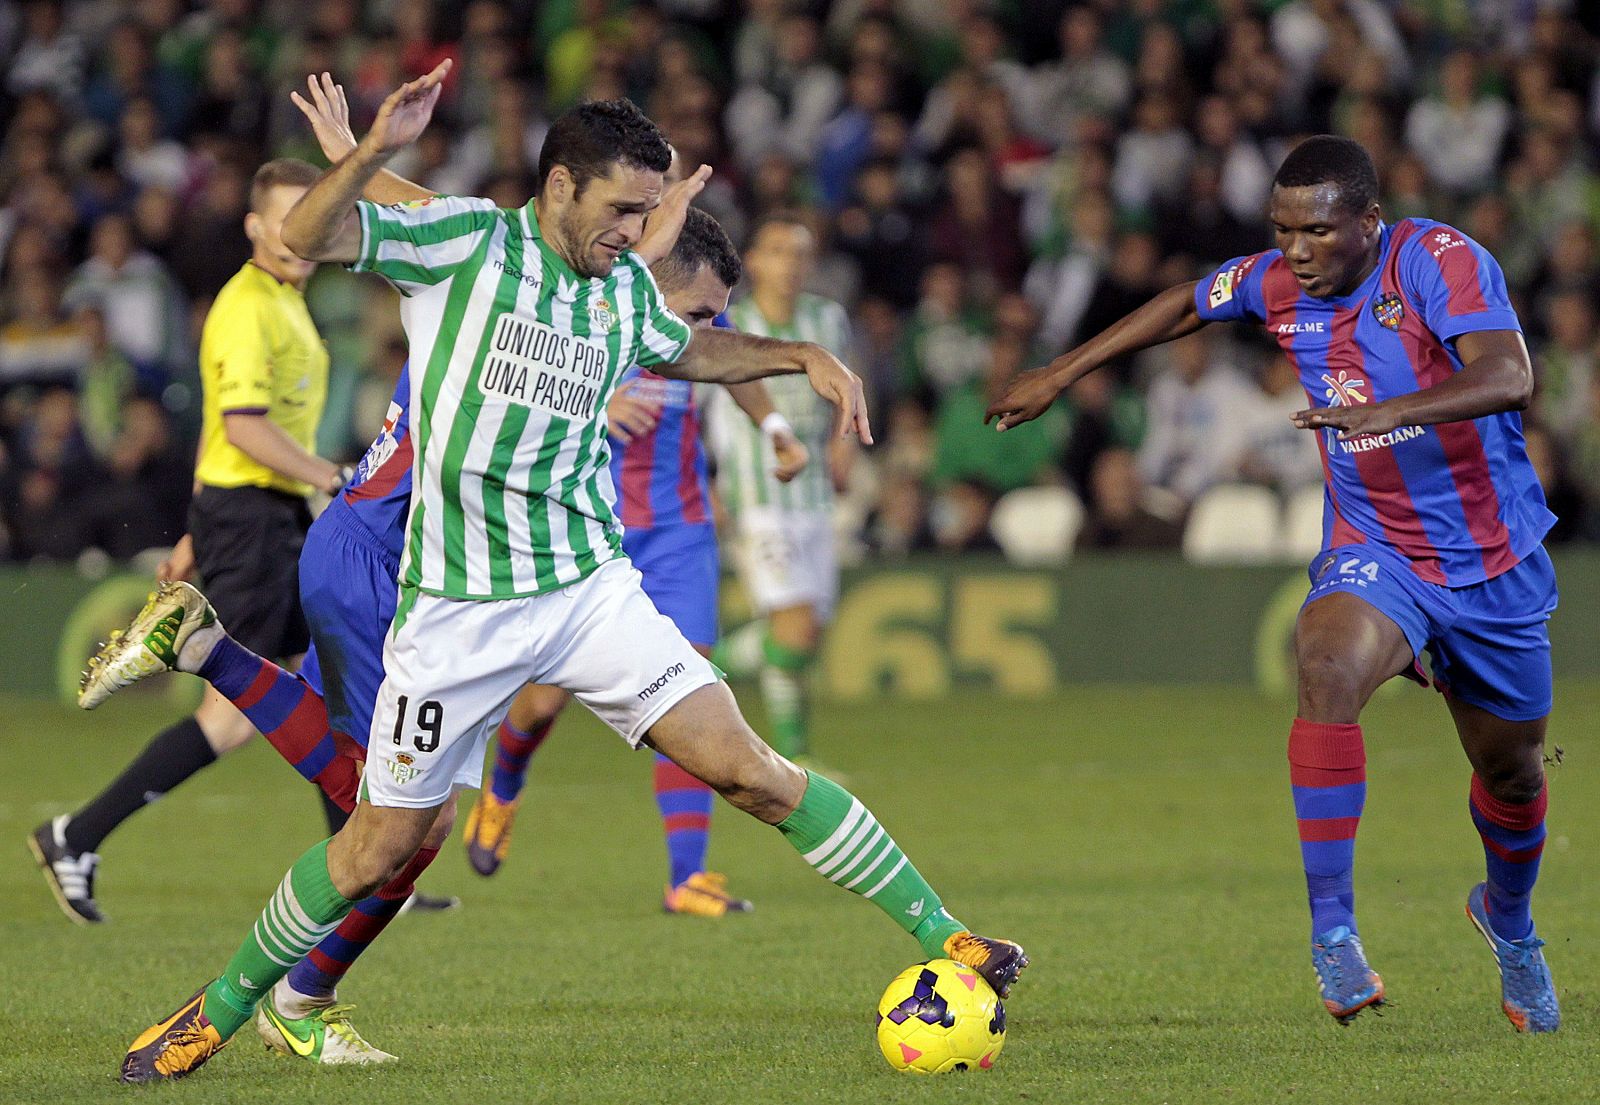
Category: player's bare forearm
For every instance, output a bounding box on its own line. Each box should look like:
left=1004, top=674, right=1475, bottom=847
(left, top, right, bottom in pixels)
left=366, top=171, right=433, bottom=205
left=281, top=145, right=389, bottom=262
left=988, top=281, right=1205, bottom=430
left=725, top=379, right=778, bottom=424
left=223, top=413, right=341, bottom=492
left=1053, top=281, right=1206, bottom=387
left=1292, top=330, right=1533, bottom=438
left=665, top=327, right=807, bottom=384
left=725, top=381, right=808, bottom=480
left=665, top=329, right=871, bottom=441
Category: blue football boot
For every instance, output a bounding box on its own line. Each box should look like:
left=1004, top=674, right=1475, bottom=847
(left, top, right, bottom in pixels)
left=1465, top=882, right=1560, bottom=1033
left=1311, top=925, right=1385, bottom=1023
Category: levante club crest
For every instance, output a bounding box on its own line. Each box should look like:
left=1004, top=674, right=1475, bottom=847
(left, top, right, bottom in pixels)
left=1372, top=292, right=1405, bottom=331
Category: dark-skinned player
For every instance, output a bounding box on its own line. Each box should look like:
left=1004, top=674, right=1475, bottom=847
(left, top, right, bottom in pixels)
left=988, top=135, right=1559, bottom=1033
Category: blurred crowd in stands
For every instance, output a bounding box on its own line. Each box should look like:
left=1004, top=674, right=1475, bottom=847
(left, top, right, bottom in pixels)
left=2, top=0, right=1599, bottom=565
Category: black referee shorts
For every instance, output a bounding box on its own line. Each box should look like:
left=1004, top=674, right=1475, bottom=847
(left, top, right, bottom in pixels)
left=189, top=484, right=312, bottom=660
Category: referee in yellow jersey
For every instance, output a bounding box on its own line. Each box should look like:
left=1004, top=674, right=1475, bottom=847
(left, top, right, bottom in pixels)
left=32, top=159, right=350, bottom=924
left=190, top=158, right=344, bottom=671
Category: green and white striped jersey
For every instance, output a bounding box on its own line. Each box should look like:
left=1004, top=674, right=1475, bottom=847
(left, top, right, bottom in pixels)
left=708, top=293, right=851, bottom=516
left=352, top=195, right=692, bottom=600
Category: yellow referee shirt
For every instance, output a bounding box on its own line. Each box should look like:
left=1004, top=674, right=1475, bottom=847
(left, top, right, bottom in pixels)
left=195, top=262, right=329, bottom=496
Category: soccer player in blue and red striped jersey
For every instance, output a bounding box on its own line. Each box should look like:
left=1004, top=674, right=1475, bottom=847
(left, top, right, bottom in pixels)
left=988, top=135, right=1559, bottom=1033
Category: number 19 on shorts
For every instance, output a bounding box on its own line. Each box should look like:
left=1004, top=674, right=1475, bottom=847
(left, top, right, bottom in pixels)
left=391, top=694, right=444, bottom=753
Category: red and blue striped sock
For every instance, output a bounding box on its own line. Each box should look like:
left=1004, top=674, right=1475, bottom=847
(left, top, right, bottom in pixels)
left=1469, top=774, right=1546, bottom=941
left=198, top=634, right=359, bottom=811
left=286, top=845, right=441, bottom=1000
left=1288, top=718, right=1366, bottom=937
left=489, top=718, right=553, bottom=804
left=654, top=755, right=712, bottom=888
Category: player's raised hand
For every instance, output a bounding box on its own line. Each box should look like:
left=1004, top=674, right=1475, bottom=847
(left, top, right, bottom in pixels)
left=803, top=347, right=873, bottom=444
left=290, top=72, right=358, bottom=161
left=365, top=60, right=451, bottom=155
left=606, top=381, right=662, bottom=444
left=770, top=428, right=809, bottom=483
left=985, top=365, right=1063, bottom=432
left=1291, top=401, right=1402, bottom=440
left=636, top=164, right=713, bottom=266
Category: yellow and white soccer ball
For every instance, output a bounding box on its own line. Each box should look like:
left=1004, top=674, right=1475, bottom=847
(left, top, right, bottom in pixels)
left=875, top=958, right=1006, bottom=1074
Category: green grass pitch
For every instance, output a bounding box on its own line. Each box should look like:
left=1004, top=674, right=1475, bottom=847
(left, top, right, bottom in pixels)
left=2, top=683, right=1596, bottom=1104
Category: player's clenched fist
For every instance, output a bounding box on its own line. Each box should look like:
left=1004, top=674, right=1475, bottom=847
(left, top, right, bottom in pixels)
left=986, top=366, right=1064, bottom=431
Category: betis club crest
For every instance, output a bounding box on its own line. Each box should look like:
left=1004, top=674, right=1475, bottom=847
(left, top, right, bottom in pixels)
left=588, top=297, right=617, bottom=332
left=388, top=752, right=420, bottom=786
left=1372, top=292, right=1405, bottom=331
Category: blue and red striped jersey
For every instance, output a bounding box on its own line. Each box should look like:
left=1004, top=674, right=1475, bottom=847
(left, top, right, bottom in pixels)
left=322, top=364, right=412, bottom=568
left=607, top=314, right=730, bottom=529
left=1196, top=218, right=1553, bottom=587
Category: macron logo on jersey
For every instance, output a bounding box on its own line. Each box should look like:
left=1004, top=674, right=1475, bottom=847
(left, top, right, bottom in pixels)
left=637, top=662, right=686, bottom=701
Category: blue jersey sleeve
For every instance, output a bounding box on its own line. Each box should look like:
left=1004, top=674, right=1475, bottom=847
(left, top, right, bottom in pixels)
left=1398, top=224, right=1521, bottom=341
left=1194, top=251, right=1276, bottom=324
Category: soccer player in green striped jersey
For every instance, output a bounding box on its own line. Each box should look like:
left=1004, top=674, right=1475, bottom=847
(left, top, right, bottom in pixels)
left=708, top=213, right=852, bottom=764
left=119, top=63, right=1025, bottom=1083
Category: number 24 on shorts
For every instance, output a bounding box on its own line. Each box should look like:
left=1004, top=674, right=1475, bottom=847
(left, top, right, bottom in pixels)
left=1338, top=557, right=1380, bottom=583
left=391, top=695, right=444, bottom=752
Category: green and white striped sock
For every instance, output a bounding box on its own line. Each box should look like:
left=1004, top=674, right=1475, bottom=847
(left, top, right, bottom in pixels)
left=202, top=839, right=357, bottom=1038
left=759, top=635, right=812, bottom=758
left=777, top=771, right=965, bottom=957
left=711, top=619, right=766, bottom=679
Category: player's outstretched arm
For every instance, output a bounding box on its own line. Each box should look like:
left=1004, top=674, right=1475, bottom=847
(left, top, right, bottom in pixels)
left=282, top=60, right=451, bottom=263
left=1292, top=329, right=1533, bottom=439
left=662, top=328, right=872, bottom=443
left=725, top=380, right=809, bottom=482
left=987, top=280, right=1206, bottom=431
left=291, top=72, right=435, bottom=207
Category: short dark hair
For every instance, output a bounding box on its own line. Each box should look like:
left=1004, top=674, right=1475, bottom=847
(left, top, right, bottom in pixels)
left=536, top=99, right=672, bottom=198
left=250, top=158, right=322, bottom=213
left=654, top=207, right=741, bottom=292
left=745, top=208, right=811, bottom=250
left=1272, top=135, right=1379, bottom=214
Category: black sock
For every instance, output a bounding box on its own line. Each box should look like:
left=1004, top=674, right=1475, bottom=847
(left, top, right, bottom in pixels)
left=319, top=788, right=351, bottom=834
left=64, top=718, right=216, bottom=853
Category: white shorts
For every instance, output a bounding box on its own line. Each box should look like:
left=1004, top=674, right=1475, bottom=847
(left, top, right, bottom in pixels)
left=734, top=507, right=838, bottom=620
left=363, top=558, right=719, bottom=809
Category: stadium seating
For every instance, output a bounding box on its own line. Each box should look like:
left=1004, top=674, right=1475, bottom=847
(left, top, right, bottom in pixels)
left=1181, top=485, right=1283, bottom=564
left=990, top=485, right=1085, bottom=565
